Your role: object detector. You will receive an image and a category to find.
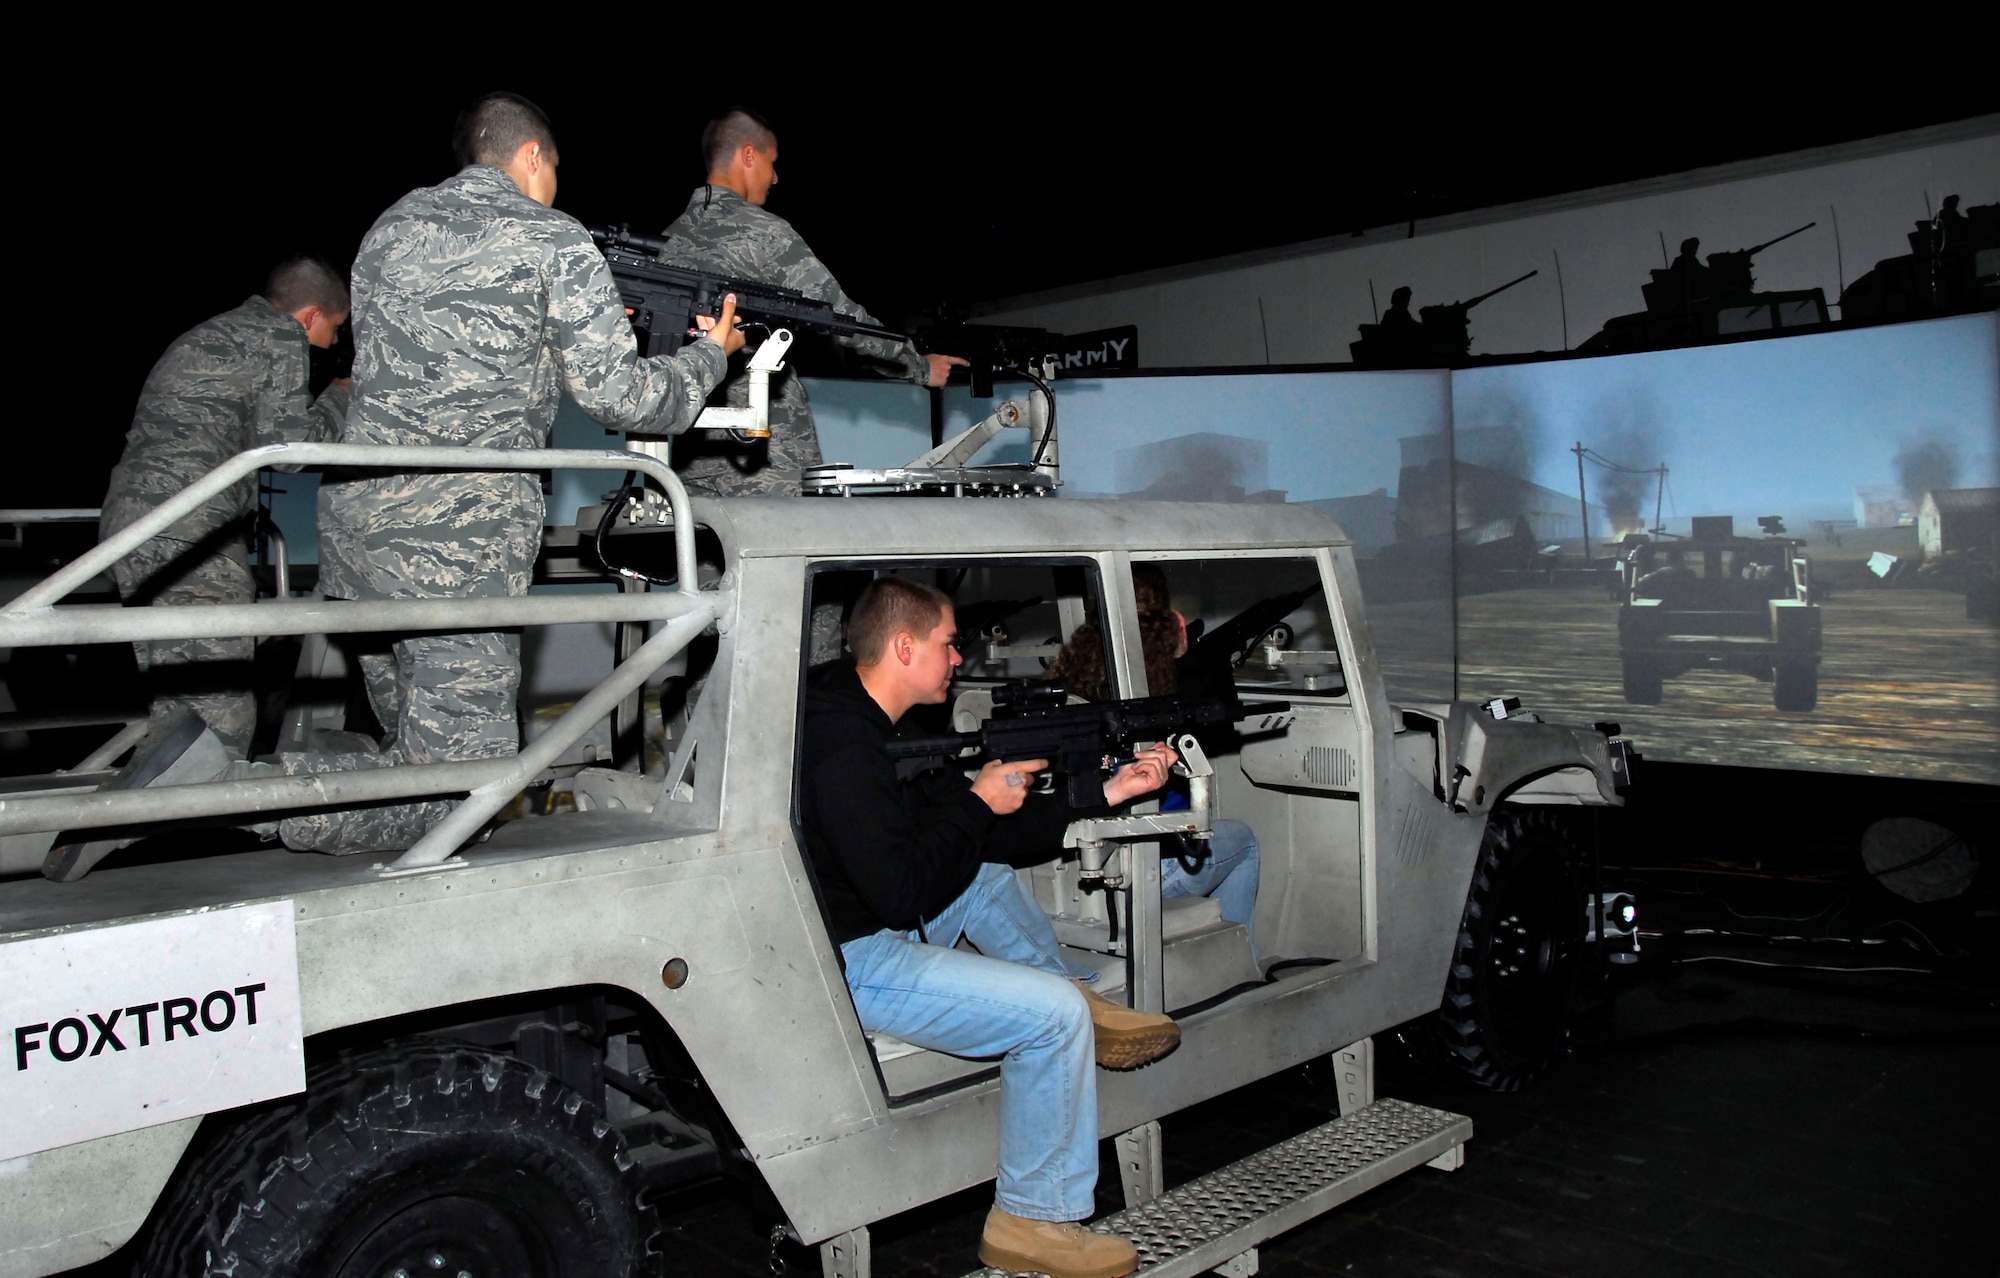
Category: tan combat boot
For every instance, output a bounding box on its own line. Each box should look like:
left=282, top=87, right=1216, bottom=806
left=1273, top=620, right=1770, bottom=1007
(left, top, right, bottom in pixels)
left=1076, top=984, right=1181, bottom=1070
left=978, top=1206, right=1139, bottom=1278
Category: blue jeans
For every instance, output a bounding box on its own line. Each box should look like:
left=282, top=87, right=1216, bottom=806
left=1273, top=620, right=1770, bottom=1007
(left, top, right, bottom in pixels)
left=1160, top=818, right=1261, bottom=967
left=840, top=862, right=1098, bottom=1222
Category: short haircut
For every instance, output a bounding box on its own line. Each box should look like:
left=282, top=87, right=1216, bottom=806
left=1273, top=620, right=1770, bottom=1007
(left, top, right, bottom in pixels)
left=848, top=576, right=951, bottom=665
left=1131, top=563, right=1171, bottom=616
left=702, top=107, right=777, bottom=173
left=454, top=92, right=557, bottom=169
left=1390, top=286, right=1412, bottom=305
left=265, top=256, right=349, bottom=315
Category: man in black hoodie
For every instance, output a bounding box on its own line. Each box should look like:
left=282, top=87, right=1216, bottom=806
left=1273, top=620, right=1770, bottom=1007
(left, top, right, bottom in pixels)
left=798, top=575, right=1178, bottom=1278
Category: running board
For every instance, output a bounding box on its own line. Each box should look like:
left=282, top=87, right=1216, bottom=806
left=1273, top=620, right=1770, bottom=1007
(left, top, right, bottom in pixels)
left=962, top=1098, right=1470, bottom=1278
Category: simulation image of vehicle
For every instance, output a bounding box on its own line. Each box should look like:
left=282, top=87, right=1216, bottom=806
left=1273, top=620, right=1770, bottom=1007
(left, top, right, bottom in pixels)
left=1616, top=515, right=1822, bottom=711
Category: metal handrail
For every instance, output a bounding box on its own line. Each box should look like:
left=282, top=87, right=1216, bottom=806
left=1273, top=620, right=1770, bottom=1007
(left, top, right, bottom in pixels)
left=262, top=517, right=291, bottom=599
left=1, top=591, right=704, bottom=647
left=0, top=607, right=714, bottom=871
left=0, top=443, right=713, bottom=875
left=4, top=442, right=700, bottom=614
left=0, top=509, right=101, bottom=523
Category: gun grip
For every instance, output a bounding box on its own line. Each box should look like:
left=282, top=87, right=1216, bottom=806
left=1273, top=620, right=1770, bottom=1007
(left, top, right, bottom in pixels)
left=1066, top=771, right=1100, bottom=809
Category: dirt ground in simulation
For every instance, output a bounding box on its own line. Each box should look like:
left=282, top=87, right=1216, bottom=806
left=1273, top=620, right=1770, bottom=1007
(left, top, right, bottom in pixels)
left=1409, top=582, right=2000, bottom=785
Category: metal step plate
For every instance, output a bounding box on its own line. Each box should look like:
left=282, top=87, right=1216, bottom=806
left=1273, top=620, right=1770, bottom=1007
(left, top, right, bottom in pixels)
left=962, top=1098, right=1470, bottom=1278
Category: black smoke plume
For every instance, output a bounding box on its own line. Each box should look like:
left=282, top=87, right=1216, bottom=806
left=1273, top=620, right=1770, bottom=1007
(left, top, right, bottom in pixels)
left=1450, top=383, right=1543, bottom=525
left=1588, top=392, right=1667, bottom=536
left=1454, top=384, right=1541, bottom=478
left=1895, top=432, right=1960, bottom=501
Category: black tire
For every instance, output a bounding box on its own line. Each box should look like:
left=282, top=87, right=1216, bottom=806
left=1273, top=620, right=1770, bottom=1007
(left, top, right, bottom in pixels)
left=1426, top=810, right=1586, bottom=1092
left=1773, top=660, right=1818, bottom=712
left=1620, top=654, right=1663, bottom=705
left=140, top=1039, right=656, bottom=1278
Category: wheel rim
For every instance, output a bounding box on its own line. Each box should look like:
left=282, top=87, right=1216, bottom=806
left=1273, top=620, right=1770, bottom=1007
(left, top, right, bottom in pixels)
left=1481, top=843, right=1578, bottom=1051
left=334, top=1191, right=559, bottom=1278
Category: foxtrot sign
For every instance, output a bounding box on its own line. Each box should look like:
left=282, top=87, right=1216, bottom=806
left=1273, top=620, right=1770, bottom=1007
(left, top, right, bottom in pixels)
left=2, top=901, right=304, bottom=1160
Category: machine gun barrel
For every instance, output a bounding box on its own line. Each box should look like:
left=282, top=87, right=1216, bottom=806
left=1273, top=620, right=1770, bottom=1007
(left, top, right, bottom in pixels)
left=589, top=224, right=907, bottom=355
left=1455, top=269, right=1540, bottom=312
left=1735, top=221, right=1816, bottom=258
left=886, top=689, right=1276, bottom=808
left=598, top=225, right=675, bottom=257
left=1186, top=581, right=1326, bottom=669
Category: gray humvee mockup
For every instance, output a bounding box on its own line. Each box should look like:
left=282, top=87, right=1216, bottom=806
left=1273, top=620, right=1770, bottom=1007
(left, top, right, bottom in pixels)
left=1, top=432, right=1629, bottom=1278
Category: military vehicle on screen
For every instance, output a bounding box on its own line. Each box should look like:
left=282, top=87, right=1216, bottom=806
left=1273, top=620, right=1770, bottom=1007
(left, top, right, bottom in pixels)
left=1839, top=196, right=2000, bottom=325
left=2, top=400, right=1633, bottom=1278
left=1616, top=514, right=1821, bottom=711
left=1580, top=222, right=1828, bottom=354
left=1350, top=270, right=1539, bottom=367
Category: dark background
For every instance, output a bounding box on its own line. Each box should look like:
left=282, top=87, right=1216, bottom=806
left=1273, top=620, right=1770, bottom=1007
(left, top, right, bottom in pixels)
left=26, top=42, right=2000, bottom=1272
left=23, top=41, right=1995, bottom=509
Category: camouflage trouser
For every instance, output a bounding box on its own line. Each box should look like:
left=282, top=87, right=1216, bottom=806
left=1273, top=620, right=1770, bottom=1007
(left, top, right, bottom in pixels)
left=276, top=631, right=521, bottom=854
left=672, top=378, right=820, bottom=498
left=110, top=536, right=257, bottom=759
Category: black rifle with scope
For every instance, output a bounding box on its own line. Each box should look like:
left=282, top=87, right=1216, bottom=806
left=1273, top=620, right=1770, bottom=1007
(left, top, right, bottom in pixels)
left=589, top=225, right=908, bottom=356
left=886, top=681, right=1285, bottom=809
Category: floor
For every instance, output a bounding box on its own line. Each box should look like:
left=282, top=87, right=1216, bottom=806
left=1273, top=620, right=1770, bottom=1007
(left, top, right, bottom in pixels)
left=648, top=978, right=1995, bottom=1276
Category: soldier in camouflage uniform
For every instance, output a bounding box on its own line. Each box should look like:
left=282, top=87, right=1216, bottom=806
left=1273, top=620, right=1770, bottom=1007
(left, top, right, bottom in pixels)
left=100, top=258, right=352, bottom=759
left=278, top=93, right=744, bottom=854
left=658, top=109, right=967, bottom=497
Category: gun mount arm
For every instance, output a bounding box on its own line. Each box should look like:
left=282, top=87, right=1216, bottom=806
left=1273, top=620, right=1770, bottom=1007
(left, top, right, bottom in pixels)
left=1187, top=581, right=1326, bottom=669
left=802, top=360, right=1061, bottom=497
left=1065, top=733, right=1216, bottom=889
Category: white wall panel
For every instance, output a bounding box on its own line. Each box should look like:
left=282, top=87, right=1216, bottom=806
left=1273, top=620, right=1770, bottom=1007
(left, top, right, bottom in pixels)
left=979, top=128, right=2000, bottom=369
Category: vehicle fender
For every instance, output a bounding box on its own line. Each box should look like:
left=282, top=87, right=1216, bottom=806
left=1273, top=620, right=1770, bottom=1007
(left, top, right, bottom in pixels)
left=1771, top=599, right=1821, bottom=654
left=0, top=1117, right=197, bottom=1278
left=1618, top=598, right=1665, bottom=646
left=1437, top=702, right=1622, bottom=812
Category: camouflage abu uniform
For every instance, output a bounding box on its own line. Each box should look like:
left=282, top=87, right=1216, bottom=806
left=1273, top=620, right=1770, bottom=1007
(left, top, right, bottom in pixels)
left=284, top=164, right=727, bottom=854
left=101, top=297, right=349, bottom=757
left=659, top=184, right=929, bottom=496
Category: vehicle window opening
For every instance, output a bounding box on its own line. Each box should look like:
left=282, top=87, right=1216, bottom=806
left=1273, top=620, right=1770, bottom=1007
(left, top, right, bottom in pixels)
left=793, top=559, right=1113, bottom=1103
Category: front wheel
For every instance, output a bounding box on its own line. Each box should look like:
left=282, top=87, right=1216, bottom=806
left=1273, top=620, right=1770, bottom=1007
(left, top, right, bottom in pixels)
left=141, top=1040, right=657, bottom=1278
left=1621, top=654, right=1662, bottom=704
left=1419, top=810, right=1586, bottom=1092
left=1773, top=660, right=1818, bottom=711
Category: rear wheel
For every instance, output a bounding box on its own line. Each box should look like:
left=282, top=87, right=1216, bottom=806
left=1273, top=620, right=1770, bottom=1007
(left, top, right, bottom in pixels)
left=1620, top=654, right=1662, bottom=704
left=141, top=1040, right=656, bottom=1278
left=1419, top=810, right=1586, bottom=1092
left=1773, top=660, right=1818, bottom=711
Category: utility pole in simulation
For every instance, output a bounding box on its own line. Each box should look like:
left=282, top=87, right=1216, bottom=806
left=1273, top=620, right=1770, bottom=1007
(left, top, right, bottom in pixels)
left=1573, top=441, right=1592, bottom=564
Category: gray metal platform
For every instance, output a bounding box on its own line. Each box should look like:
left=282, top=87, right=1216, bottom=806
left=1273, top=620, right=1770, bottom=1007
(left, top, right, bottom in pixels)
left=961, top=1098, right=1471, bottom=1278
